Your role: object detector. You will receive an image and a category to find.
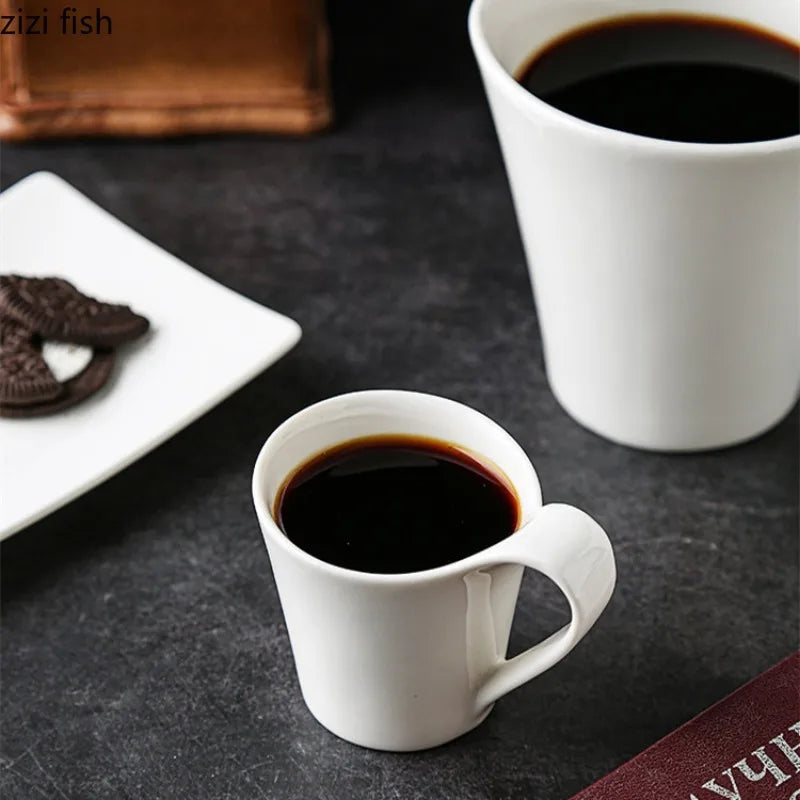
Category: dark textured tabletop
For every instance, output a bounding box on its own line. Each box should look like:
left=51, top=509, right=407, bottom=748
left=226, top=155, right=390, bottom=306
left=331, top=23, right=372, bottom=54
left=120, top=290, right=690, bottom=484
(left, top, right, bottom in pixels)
left=1, top=2, right=798, bottom=798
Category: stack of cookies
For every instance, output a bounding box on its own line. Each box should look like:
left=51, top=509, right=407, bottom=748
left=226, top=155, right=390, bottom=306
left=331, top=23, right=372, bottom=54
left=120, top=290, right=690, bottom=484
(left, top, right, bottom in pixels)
left=0, top=275, right=149, bottom=418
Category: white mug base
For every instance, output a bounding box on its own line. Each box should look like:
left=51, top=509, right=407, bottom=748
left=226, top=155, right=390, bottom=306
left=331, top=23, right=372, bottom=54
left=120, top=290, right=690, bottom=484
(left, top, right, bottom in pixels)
left=549, top=378, right=800, bottom=453
left=303, top=698, right=496, bottom=752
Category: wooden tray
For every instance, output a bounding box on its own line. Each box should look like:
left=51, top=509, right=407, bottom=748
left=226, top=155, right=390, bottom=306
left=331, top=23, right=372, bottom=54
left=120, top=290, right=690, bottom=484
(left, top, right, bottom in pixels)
left=0, top=0, right=332, bottom=140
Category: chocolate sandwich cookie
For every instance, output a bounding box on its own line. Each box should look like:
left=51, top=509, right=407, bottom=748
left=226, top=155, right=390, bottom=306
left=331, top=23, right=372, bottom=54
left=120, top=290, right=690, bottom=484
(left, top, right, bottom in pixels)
left=0, top=315, right=62, bottom=407
left=0, top=348, right=115, bottom=418
left=0, top=275, right=149, bottom=348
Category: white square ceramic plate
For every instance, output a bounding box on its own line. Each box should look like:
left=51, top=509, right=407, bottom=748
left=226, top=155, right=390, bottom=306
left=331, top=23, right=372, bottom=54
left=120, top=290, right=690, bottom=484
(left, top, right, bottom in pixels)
left=0, top=172, right=301, bottom=539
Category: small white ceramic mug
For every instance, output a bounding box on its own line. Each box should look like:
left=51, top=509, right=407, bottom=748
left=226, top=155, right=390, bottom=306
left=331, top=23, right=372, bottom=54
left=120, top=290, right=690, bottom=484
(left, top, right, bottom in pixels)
left=469, top=0, right=800, bottom=451
left=252, top=390, right=616, bottom=751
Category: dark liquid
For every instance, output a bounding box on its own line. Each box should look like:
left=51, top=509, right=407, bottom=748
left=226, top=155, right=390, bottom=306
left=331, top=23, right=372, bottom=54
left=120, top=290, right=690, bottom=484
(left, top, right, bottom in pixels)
left=517, top=14, right=800, bottom=143
left=276, top=435, right=519, bottom=573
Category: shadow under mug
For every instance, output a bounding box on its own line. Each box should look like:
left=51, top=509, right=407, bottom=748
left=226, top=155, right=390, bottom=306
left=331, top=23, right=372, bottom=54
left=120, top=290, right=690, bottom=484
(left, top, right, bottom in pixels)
left=469, top=0, right=799, bottom=451
left=252, top=390, right=616, bottom=751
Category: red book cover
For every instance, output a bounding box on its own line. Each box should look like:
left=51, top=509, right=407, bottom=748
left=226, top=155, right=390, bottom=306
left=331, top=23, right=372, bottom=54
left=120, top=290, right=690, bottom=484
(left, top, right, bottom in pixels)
left=571, top=653, right=800, bottom=800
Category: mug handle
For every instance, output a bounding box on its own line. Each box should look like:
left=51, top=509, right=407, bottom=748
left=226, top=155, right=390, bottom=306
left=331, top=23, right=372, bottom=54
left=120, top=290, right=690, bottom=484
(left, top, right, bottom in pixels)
left=473, top=503, right=616, bottom=711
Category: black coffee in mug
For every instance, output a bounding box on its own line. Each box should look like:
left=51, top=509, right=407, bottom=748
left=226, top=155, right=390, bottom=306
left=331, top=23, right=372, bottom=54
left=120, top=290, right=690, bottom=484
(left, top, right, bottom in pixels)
left=276, top=435, right=520, bottom=573
left=516, top=14, right=800, bottom=143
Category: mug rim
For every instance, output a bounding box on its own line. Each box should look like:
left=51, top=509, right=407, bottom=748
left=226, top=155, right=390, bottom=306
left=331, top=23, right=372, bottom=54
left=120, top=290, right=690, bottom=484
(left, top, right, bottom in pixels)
left=252, top=389, right=544, bottom=586
left=468, top=0, right=800, bottom=159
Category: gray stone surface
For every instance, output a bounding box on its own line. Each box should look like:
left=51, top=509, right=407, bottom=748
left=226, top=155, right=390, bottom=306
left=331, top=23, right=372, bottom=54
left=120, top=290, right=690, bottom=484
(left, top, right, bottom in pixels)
left=1, top=2, right=797, bottom=797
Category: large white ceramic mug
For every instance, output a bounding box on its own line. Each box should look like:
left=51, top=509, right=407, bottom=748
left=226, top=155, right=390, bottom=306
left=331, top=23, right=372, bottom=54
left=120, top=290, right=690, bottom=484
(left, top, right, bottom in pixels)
left=469, top=0, right=799, bottom=451
left=252, top=390, right=616, bottom=751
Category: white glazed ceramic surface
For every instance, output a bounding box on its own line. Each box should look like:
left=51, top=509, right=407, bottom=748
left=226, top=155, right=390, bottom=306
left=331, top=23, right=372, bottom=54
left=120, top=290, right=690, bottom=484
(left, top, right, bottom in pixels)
left=0, top=172, right=301, bottom=539
left=252, top=391, right=616, bottom=751
left=469, top=0, right=800, bottom=451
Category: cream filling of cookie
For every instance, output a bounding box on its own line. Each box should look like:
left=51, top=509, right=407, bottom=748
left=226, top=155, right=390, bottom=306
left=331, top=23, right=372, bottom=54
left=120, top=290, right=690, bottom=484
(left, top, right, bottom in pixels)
left=41, top=341, right=93, bottom=382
